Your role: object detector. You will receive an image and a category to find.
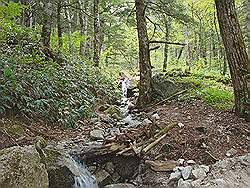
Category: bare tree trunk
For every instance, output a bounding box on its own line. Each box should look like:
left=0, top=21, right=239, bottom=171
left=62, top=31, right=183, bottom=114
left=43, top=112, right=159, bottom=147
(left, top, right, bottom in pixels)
left=163, top=16, right=170, bottom=72
left=79, top=0, right=88, bottom=56
left=20, top=0, right=32, bottom=27
left=215, top=0, right=250, bottom=121
left=64, top=1, right=73, bottom=52
left=93, top=0, right=101, bottom=66
left=57, top=0, right=62, bottom=49
left=41, top=0, right=53, bottom=48
left=135, top=0, right=152, bottom=107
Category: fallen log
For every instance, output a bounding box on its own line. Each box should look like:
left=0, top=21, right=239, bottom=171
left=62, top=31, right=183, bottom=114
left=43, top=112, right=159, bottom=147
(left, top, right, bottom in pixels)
left=151, top=89, right=188, bottom=107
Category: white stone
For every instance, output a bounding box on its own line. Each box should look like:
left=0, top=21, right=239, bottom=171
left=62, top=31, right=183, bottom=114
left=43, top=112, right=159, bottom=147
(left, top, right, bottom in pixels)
left=152, top=113, right=160, bottom=120
left=226, top=148, right=237, bottom=157
left=191, top=179, right=202, bottom=187
left=178, top=159, right=185, bottom=165
left=214, top=179, right=228, bottom=187
left=181, top=166, right=193, bottom=180
left=142, top=118, right=152, bottom=125
left=178, top=178, right=191, bottom=188
left=169, top=171, right=182, bottom=180
left=90, top=129, right=104, bottom=140
left=200, top=165, right=210, bottom=173
left=192, top=166, right=206, bottom=180
left=178, top=122, right=185, bottom=128
left=186, top=160, right=196, bottom=165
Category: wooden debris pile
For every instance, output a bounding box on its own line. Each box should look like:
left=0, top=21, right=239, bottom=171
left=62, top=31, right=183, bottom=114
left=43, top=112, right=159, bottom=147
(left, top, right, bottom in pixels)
left=103, top=121, right=176, bottom=157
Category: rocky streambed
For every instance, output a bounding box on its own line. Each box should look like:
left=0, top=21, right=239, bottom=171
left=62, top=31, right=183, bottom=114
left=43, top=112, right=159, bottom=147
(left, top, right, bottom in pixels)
left=1, top=74, right=249, bottom=188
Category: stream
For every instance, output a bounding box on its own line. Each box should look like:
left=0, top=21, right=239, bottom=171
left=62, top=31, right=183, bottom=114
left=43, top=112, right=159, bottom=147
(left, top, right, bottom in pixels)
left=72, top=78, right=137, bottom=188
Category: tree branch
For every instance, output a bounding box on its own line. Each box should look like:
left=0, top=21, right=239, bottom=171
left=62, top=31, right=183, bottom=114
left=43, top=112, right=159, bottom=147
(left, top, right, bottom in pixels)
left=149, top=41, right=186, bottom=46
left=149, top=46, right=160, bottom=51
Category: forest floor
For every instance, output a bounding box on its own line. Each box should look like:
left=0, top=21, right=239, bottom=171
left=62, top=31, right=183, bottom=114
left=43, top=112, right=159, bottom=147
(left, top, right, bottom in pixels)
left=1, top=99, right=249, bottom=165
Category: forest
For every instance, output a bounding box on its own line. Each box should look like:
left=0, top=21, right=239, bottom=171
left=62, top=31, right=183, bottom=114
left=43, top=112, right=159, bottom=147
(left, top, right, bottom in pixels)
left=0, top=0, right=249, bottom=188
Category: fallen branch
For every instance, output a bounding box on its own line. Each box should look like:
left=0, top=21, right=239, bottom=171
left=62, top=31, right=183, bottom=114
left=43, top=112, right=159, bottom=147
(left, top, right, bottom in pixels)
left=142, top=133, right=167, bottom=153
left=151, top=89, right=188, bottom=107
left=154, top=123, right=176, bottom=138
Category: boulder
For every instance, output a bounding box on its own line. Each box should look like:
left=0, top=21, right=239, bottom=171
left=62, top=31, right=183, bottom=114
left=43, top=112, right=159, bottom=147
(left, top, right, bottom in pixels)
left=152, top=74, right=178, bottom=98
left=0, top=145, right=49, bottom=188
left=90, top=129, right=104, bottom=140
left=192, top=165, right=207, bottom=180
left=181, top=166, right=193, bottom=180
left=44, top=147, right=97, bottom=188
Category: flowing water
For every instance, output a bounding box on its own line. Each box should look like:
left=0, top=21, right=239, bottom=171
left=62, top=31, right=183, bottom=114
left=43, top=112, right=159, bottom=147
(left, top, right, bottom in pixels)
left=71, top=157, right=98, bottom=188
left=72, top=78, right=137, bottom=188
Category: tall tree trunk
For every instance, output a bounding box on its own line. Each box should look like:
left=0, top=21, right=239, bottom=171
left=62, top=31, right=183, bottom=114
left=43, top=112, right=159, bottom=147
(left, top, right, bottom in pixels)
left=57, top=0, right=62, bottom=49
left=163, top=16, right=170, bottom=72
left=215, top=0, right=250, bottom=120
left=20, top=0, right=32, bottom=27
left=64, top=1, right=73, bottom=52
left=79, top=0, right=88, bottom=56
left=41, top=0, right=53, bottom=48
left=135, top=0, right=152, bottom=107
left=93, top=0, right=101, bottom=66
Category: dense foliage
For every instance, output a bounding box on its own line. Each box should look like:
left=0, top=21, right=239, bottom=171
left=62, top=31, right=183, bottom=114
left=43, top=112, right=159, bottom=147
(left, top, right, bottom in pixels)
left=0, top=2, right=118, bottom=127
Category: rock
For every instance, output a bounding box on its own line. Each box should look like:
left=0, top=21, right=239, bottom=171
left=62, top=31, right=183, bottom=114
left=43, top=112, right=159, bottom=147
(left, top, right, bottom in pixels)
left=44, top=147, right=97, bottom=188
left=104, top=162, right=115, bottom=174
left=94, top=169, right=110, bottom=184
left=145, top=160, right=178, bottom=172
left=127, top=101, right=135, bottom=109
left=213, top=178, right=228, bottom=187
left=177, top=178, right=191, bottom=188
left=0, top=145, right=49, bottom=188
left=192, top=165, right=207, bottom=180
left=169, top=170, right=182, bottom=181
left=107, top=128, right=120, bottom=136
left=181, top=166, right=193, bottom=180
left=186, top=160, right=196, bottom=165
left=178, top=159, right=185, bottom=165
left=142, top=118, right=152, bottom=125
left=200, top=165, right=210, bottom=173
left=226, top=148, right=237, bottom=157
left=104, top=183, right=136, bottom=188
left=90, top=129, right=104, bottom=140
left=195, top=126, right=207, bottom=133
left=178, top=122, right=185, bottom=128
left=190, top=179, right=202, bottom=187
left=123, top=115, right=133, bottom=125
left=128, top=120, right=142, bottom=128
left=152, top=113, right=160, bottom=120
left=152, top=74, right=178, bottom=98
left=110, top=172, right=121, bottom=182
left=239, top=154, right=250, bottom=166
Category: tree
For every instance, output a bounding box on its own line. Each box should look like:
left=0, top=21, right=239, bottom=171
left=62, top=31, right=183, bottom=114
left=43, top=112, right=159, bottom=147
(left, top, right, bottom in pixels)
left=135, top=0, right=153, bottom=107
left=41, top=0, right=53, bottom=48
left=215, top=0, right=250, bottom=120
left=93, top=0, right=101, bottom=66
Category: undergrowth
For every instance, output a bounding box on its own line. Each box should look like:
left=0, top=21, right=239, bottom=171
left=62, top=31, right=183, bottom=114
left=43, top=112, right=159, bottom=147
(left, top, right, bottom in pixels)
left=165, top=68, right=234, bottom=110
left=0, top=11, right=119, bottom=127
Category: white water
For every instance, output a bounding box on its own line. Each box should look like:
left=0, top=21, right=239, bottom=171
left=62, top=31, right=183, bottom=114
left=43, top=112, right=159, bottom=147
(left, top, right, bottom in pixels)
left=120, top=79, right=141, bottom=127
left=71, top=157, right=98, bottom=188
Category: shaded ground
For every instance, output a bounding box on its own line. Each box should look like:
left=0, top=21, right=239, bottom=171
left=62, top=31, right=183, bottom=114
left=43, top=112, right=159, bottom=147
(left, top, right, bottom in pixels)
left=143, top=100, right=249, bottom=164
left=1, top=100, right=249, bottom=165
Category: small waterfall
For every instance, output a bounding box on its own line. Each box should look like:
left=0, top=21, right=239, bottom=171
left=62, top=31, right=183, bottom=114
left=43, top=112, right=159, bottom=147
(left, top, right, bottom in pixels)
left=119, top=78, right=141, bottom=127
left=69, top=157, right=98, bottom=188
